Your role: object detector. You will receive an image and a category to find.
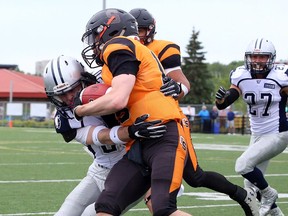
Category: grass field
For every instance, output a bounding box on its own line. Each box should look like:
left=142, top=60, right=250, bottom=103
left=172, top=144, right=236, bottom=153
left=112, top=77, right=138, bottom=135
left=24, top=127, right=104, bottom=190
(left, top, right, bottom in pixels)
left=0, top=127, right=287, bottom=216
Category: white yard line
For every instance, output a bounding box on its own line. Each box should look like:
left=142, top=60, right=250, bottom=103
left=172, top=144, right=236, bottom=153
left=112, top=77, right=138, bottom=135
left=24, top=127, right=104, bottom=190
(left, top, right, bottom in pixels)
left=0, top=179, right=82, bottom=183
left=0, top=143, right=287, bottom=215
left=194, top=143, right=288, bottom=153
left=0, top=162, right=88, bottom=166
left=0, top=173, right=287, bottom=184
left=1, top=201, right=288, bottom=215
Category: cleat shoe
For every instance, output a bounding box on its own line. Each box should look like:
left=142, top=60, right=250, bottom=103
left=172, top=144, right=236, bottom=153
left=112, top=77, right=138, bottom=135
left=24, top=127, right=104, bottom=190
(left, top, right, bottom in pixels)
left=267, top=207, right=284, bottom=216
left=243, top=187, right=260, bottom=216
left=230, top=186, right=259, bottom=216
left=259, top=186, right=278, bottom=216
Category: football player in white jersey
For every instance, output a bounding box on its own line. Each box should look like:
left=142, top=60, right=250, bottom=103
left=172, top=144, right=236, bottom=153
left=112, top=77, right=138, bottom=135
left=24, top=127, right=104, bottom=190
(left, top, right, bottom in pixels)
left=43, top=55, right=167, bottom=216
left=215, top=38, right=288, bottom=216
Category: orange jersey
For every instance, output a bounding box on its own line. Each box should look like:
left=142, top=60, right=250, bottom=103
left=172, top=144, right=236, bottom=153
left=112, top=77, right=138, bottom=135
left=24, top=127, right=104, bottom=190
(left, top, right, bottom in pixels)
left=147, top=39, right=185, bottom=116
left=147, top=39, right=183, bottom=113
left=147, top=39, right=181, bottom=70
left=148, top=39, right=197, bottom=170
left=100, top=36, right=181, bottom=127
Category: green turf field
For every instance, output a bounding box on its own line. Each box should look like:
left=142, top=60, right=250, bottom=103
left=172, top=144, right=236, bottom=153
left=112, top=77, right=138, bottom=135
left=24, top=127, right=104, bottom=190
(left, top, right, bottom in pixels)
left=0, top=127, right=287, bottom=215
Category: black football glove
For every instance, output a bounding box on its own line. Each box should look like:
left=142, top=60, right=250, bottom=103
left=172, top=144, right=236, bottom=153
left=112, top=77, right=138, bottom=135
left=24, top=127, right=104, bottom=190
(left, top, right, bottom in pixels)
left=160, top=76, right=181, bottom=98
left=72, top=91, right=83, bottom=121
left=81, top=72, right=98, bottom=86
left=215, top=86, right=227, bottom=101
left=128, top=114, right=167, bottom=139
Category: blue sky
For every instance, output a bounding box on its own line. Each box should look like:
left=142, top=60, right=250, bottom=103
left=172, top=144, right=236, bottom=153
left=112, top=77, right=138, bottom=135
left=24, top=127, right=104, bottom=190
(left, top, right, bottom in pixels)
left=1, top=0, right=288, bottom=73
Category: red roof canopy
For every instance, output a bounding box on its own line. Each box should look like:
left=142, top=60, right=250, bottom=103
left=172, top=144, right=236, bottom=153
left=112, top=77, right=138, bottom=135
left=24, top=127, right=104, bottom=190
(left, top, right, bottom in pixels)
left=0, top=69, right=47, bottom=99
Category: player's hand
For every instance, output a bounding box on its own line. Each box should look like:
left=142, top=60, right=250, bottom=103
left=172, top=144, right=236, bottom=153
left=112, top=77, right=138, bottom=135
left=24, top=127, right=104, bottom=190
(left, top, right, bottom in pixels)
left=81, top=72, right=97, bottom=86
left=215, top=86, right=227, bottom=101
left=128, top=114, right=167, bottom=139
left=160, top=76, right=181, bottom=98
left=72, top=91, right=83, bottom=121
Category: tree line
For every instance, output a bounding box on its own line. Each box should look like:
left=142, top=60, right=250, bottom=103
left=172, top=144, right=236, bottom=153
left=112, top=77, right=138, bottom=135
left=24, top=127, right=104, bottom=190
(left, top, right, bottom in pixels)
left=180, top=28, right=246, bottom=113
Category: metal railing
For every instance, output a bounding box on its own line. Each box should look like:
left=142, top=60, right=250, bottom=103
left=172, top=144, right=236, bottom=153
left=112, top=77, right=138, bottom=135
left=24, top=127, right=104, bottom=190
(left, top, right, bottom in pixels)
left=189, top=115, right=250, bottom=135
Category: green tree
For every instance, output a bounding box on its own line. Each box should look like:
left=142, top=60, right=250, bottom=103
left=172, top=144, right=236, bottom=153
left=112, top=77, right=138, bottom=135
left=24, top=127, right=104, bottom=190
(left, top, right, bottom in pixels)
left=181, top=28, right=214, bottom=104
left=208, top=61, right=247, bottom=113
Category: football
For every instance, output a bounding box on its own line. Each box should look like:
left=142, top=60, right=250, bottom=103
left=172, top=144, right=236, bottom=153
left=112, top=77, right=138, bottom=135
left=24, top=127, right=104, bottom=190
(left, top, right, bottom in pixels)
left=80, top=83, right=111, bottom=104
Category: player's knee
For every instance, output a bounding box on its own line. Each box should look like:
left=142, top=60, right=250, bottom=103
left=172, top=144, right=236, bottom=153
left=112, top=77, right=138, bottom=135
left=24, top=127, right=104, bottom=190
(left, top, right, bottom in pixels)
left=235, top=156, right=253, bottom=175
left=183, top=166, right=205, bottom=187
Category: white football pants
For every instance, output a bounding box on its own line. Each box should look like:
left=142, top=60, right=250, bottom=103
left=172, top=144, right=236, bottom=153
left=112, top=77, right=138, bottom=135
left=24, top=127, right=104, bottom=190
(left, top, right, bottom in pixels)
left=235, top=131, right=288, bottom=175
left=54, top=162, right=110, bottom=216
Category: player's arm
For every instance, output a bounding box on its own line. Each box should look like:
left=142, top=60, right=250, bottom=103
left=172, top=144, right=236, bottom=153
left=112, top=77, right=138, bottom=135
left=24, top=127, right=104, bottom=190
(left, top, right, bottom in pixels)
left=74, top=74, right=135, bottom=117
left=75, top=114, right=167, bottom=146
left=74, top=49, right=139, bottom=118
left=162, top=68, right=190, bottom=99
left=159, top=45, right=190, bottom=99
left=215, top=84, right=241, bottom=110
left=280, top=86, right=288, bottom=96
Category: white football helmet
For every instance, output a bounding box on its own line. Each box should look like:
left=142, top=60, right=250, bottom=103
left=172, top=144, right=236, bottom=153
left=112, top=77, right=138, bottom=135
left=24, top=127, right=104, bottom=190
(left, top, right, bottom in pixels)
left=43, top=55, right=85, bottom=118
left=244, top=38, right=276, bottom=76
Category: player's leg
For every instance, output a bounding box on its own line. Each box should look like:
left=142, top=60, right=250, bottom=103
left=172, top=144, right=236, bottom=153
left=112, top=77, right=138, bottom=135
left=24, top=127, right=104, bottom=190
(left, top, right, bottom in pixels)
left=81, top=204, right=97, bottom=216
left=143, top=121, right=191, bottom=216
left=80, top=163, right=111, bottom=216
left=183, top=129, right=259, bottom=216
left=183, top=158, right=258, bottom=215
left=144, top=184, right=185, bottom=213
left=95, top=155, right=151, bottom=215
left=235, top=132, right=288, bottom=215
left=55, top=167, right=102, bottom=216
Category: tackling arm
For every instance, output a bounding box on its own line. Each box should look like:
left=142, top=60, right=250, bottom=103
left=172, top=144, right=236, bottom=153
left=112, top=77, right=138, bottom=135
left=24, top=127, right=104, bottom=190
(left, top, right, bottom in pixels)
left=74, top=74, right=135, bottom=117
left=76, top=114, right=167, bottom=146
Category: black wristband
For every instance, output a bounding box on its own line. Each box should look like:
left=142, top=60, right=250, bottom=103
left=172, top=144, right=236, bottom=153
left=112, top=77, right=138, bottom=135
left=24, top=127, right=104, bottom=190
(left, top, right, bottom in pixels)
left=73, top=107, right=83, bottom=121
left=215, top=88, right=239, bottom=110
left=128, top=126, right=137, bottom=139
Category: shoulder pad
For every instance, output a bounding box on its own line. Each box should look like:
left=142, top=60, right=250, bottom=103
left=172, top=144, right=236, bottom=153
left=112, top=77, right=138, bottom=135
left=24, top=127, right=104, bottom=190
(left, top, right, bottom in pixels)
left=54, top=111, right=77, bottom=142
left=54, top=112, right=72, bottom=133
left=268, top=64, right=288, bottom=86
left=230, top=66, right=250, bottom=86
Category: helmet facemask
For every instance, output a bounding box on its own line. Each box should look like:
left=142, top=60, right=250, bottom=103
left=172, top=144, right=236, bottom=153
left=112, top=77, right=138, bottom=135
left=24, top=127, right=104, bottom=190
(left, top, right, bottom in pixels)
left=81, top=9, right=139, bottom=69
left=245, top=53, right=275, bottom=76
left=244, top=38, right=276, bottom=77
left=81, top=24, right=109, bottom=68
left=46, top=81, right=84, bottom=119
left=129, top=8, right=156, bottom=45
left=139, top=24, right=156, bottom=45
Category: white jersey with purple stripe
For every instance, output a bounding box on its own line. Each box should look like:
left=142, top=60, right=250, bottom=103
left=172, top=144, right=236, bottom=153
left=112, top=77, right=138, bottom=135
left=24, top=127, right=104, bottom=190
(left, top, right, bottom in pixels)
left=230, top=64, right=288, bottom=135
left=54, top=110, right=125, bottom=169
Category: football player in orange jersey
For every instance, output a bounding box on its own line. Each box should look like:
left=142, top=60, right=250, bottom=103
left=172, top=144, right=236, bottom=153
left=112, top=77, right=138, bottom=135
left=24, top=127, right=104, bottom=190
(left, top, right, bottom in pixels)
left=130, top=8, right=259, bottom=216
left=74, top=8, right=191, bottom=216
